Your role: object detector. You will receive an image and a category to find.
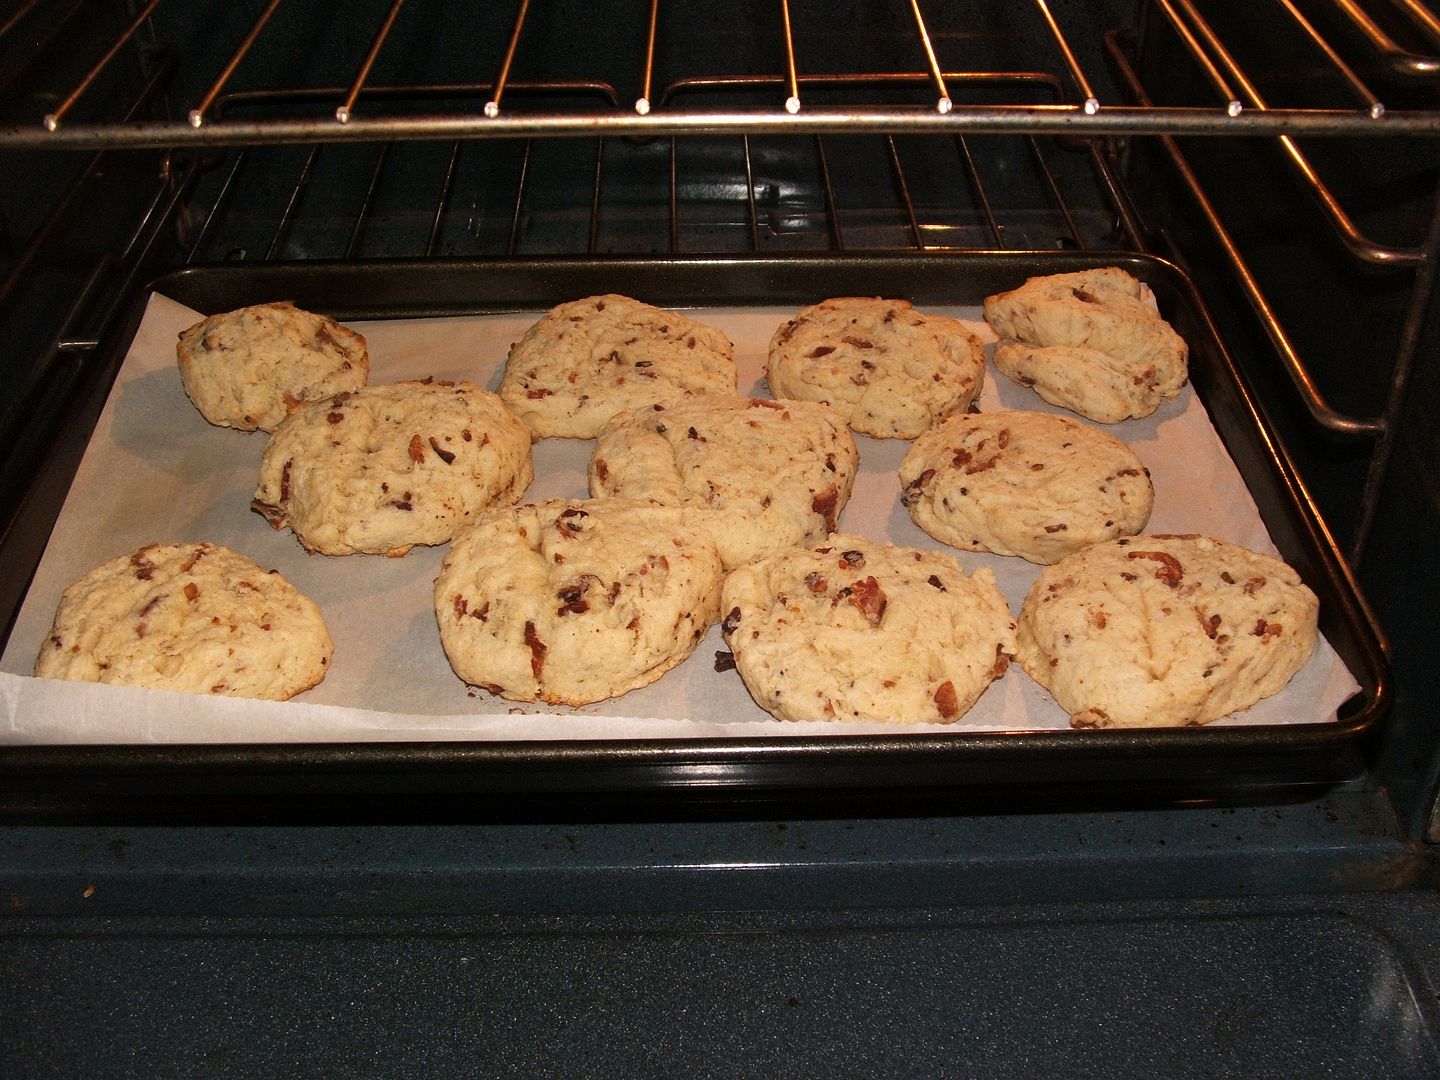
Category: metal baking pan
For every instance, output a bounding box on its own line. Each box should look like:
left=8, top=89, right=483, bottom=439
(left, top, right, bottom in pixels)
left=0, top=252, right=1389, bottom=819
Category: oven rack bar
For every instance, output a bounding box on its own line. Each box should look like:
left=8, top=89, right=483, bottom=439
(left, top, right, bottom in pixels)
left=4, top=0, right=1440, bottom=149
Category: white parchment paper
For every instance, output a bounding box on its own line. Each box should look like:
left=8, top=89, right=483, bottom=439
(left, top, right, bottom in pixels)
left=0, top=292, right=1361, bottom=743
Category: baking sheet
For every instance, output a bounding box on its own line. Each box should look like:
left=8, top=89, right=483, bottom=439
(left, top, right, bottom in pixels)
left=0, top=291, right=1361, bottom=744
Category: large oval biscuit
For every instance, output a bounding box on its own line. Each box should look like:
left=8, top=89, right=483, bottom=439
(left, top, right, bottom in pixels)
left=1016, top=534, right=1319, bottom=728
left=766, top=297, right=986, bottom=438
left=34, top=542, right=332, bottom=700
left=899, top=410, right=1153, bottom=563
left=177, top=301, right=368, bottom=432
left=589, top=395, right=859, bottom=570
left=983, top=267, right=1188, bottom=423
left=720, top=535, right=1016, bottom=724
left=498, top=294, right=737, bottom=438
left=434, top=498, right=724, bottom=705
left=252, top=380, right=533, bottom=556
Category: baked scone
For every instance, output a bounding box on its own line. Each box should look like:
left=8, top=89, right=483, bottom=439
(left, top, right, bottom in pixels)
left=253, top=379, right=533, bottom=557
left=720, top=535, right=1016, bottom=723
left=1015, top=534, right=1319, bottom=728
left=498, top=294, right=738, bottom=438
left=434, top=498, right=724, bottom=705
left=588, top=395, right=860, bottom=570
left=983, top=267, right=1188, bottom=423
left=899, top=410, right=1153, bottom=564
left=766, top=297, right=986, bottom=438
left=34, top=542, right=332, bottom=700
left=177, top=301, right=369, bottom=432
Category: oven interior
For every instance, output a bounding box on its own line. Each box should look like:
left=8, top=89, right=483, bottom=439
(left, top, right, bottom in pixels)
left=3, top=0, right=1440, bottom=1073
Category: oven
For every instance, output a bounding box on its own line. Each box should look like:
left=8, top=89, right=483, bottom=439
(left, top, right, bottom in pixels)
left=2, top=0, right=1438, bottom=1074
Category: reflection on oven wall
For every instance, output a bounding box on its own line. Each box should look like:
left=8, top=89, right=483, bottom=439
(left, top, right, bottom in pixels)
left=0, top=0, right=1436, bottom=816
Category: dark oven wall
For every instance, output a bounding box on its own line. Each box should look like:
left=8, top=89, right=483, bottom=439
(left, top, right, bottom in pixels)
left=1, top=0, right=1437, bottom=826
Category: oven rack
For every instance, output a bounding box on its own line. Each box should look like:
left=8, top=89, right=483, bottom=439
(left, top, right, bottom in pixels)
left=1, top=0, right=1438, bottom=572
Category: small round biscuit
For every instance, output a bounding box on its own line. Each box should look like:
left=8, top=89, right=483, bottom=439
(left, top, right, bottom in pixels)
left=498, top=294, right=738, bottom=438
left=983, top=267, right=1188, bottom=423
left=1015, top=534, right=1319, bottom=728
left=435, top=498, right=724, bottom=705
left=720, top=535, right=1017, bottom=724
left=899, top=410, right=1153, bottom=564
left=766, top=297, right=986, bottom=438
left=177, top=301, right=369, bottom=432
left=588, top=395, right=860, bottom=570
left=34, top=542, right=332, bottom=700
left=253, top=380, right=533, bottom=557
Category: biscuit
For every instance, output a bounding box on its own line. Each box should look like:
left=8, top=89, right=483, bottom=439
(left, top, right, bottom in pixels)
left=177, top=301, right=368, bottom=432
left=1015, top=534, right=1319, bottom=728
left=720, top=535, right=1016, bottom=723
left=434, top=498, right=724, bottom=705
left=766, top=297, right=985, bottom=438
left=33, top=542, right=332, bottom=700
left=899, top=410, right=1153, bottom=563
left=498, top=294, right=738, bottom=438
left=983, top=267, right=1187, bottom=423
left=589, top=395, right=860, bottom=570
left=252, top=379, right=533, bottom=557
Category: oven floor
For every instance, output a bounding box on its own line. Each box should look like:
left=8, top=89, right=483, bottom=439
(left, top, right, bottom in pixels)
left=5, top=791, right=1440, bottom=1077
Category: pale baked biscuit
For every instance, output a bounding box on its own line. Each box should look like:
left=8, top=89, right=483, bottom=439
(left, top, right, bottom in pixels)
left=720, top=535, right=1016, bottom=723
left=434, top=498, right=724, bottom=705
left=899, top=410, right=1153, bottom=564
left=588, top=395, right=859, bottom=570
left=34, top=542, right=332, bottom=700
left=1015, top=534, right=1319, bottom=728
left=983, top=267, right=1188, bottom=423
left=498, top=294, right=738, bottom=438
left=766, top=297, right=985, bottom=438
left=177, top=301, right=368, bottom=432
left=253, top=379, right=533, bottom=557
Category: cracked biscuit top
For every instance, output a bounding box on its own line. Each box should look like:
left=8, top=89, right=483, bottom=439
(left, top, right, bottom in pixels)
left=498, top=294, right=737, bottom=439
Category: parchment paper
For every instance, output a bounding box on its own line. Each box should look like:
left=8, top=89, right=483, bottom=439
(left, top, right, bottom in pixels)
left=0, top=292, right=1361, bottom=743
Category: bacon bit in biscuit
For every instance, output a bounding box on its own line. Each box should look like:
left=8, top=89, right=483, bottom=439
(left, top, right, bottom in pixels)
left=1200, top=612, right=1222, bottom=639
left=713, top=650, right=737, bottom=672
left=556, top=581, right=591, bottom=616
left=180, top=547, right=209, bottom=573
left=453, top=595, right=467, bottom=619
left=804, top=572, right=828, bottom=594
left=1127, top=550, right=1183, bottom=587
left=210, top=683, right=228, bottom=694
left=927, top=575, right=946, bottom=591
left=626, top=615, right=641, bottom=631
left=524, top=621, right=547, bottom=679
left=901, top=469, right=934, bottom=508
left=965, top=457, right=997, bottom=475
left=1072, top=708, right=1109, bottom=728
left=934, top=680, right=959, bottom=718
left=825, top=453, right=837, bottom=473
left=808, top=346, right=835, bottom=358
left=1045, top=523, right=1068, bottom=533
left=557, top=507, right=589, bottom=534
left=723, top=606, right=742, bottom=634
left=848, top=576, right=887, bottom=626
left=951, top=448, right=972, bottom=467
left=1244, top=576, right=1267, bottom=596
left=843, top=336, right=873, bottom=349
left=389, top=499, right=413, bottom=511
left=404, top=434, right=424, bottom=464
left=462, top=429, right=473, bottom=442
left=812, top=486, right=840, bottom=531
left=998, top=428, right=1011, bottom=449
left=840, top=550, right=865, bottom=569
left=282, top=391, right=302, bottom=412
left=429, top=437, right=456, bottom=465
left=594, top=459, right=609, bottom=484
left=1090, top=609, right=1106, bottom=629
left=992, top=644, right=1011, bottom=678
left=131, top=551, right=156, bottom=581
left=184, top=583, right=199, bottom=602
left=473, top=601, right=490, bottom=622
left=687, top=426, right=704, bottom=441
left=327, top=411, right=344, bottom=424
left=526, top=388, right=553, bottom=399
left=1072, top=289, right=1101, bottom=304
left=1253, top=619, right=1282, bottom=639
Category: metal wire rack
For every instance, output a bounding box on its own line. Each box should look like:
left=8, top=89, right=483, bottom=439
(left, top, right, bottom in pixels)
left=2, top=0, right=1438, bottom=567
